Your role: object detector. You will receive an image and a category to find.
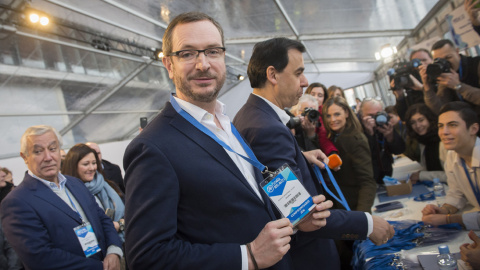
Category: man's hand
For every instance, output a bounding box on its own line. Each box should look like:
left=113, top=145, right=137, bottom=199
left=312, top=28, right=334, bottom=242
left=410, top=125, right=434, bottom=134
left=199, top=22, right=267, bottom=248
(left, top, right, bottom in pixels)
left=409, top=171, right=420, bottom=185
left=302, top=149, right=329, bottom=169
left=249, top=218, right=293, bottom=269
left=465, top=0, right=480, bottom=26
left=301, top=116, right=316, bottom=138
left=422, top=214, right=448, bottom=226
left=437, top=69, right=461, bottom=89
left=103, top=254, right=120, bottom=270
left=460, top=230, right=480, bottom=269
left=376, top=123, right=394, bottom=142
left=421, top=204, right=448, bottom=216
left=297, top=195, right=333, bottom=232
left=418, top=64, right=431, bottom=92
left=369, top=216, right=395, bottom=245
left=361, top=115, right=376, bottom=136
left=409, top=74, right=424, bottom=91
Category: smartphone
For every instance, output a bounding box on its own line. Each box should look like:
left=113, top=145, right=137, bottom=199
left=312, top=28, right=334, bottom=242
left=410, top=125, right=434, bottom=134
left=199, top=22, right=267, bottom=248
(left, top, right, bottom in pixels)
left=374, top=201, right=404, bottom=212
left=140, top=117, right=148, bottom=129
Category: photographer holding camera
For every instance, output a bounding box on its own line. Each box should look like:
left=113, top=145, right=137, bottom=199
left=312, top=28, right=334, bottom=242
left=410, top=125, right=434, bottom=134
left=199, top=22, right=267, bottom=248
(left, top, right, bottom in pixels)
left=420, top=39, right=480, bottom=116
left=288, top=94, right=322, bottom=151
left=390, top=49, right=433, bottom=120
left=360, top=98, right=406, bottom=184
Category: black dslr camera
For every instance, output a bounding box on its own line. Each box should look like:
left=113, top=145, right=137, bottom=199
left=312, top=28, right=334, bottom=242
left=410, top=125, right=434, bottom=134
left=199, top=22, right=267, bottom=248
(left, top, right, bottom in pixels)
left=387, top=59, right=422, bottom=90
left=302, top=108, right=321, bottom=124
left=375, top=112, right=390, bottom=127
left=426, top=58, right=451, bottom=85
left=286, top=107, right=321, bottom=129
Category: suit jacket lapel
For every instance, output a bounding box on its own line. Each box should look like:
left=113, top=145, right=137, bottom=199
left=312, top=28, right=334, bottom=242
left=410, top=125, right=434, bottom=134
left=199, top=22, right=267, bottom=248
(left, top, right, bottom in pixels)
left=165, top=103, right=265, bottom=205
left=65, top=178, right=96, bottom=224
left=24, top=174, right=83, bottom=224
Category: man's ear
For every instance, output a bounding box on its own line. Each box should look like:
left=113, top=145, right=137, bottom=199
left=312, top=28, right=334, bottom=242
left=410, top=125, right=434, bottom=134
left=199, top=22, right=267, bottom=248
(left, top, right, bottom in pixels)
left=20, top=152, right=27, bottom=164
left=162, top=57, right=174, bottom=79
left=469, top=122, right=479, bottom=136
left=266, top=66, right=277, bottom=85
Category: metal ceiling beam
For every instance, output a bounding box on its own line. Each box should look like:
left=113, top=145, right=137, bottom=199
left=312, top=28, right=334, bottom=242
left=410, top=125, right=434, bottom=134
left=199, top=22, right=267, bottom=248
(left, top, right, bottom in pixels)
left=100, top=0, right=246, bottom=65
left=0, top=110, right=162, bottom=117
left=224, top=30, right=412, bottom=45
left=312, top=58, right=377, bottom=63
left=273, top=0, right=320, bottom=73
left=12, top=28, right=164, bottom=65
left=102, top=0, right=168, bottom=29
left=45, top=0, right=163, bottom=42
left=59, top=59, right=154, bottom=136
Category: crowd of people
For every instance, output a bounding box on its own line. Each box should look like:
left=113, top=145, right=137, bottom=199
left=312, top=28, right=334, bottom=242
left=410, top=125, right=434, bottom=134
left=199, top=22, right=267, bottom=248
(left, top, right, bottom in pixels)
left=1, top=6, right=480, bottom=270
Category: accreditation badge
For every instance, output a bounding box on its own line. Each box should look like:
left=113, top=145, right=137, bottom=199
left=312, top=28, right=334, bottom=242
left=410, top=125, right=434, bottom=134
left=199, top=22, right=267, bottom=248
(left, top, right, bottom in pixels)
left=260, top=164, right=316, bottom=226
left=74, top=223, right=101, bottom=257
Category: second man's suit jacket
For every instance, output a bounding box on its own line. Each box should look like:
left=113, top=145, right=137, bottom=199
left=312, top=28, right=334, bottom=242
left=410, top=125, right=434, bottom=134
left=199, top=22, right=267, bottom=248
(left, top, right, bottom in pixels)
left=1, top=173, right=122, bottom=270
left=123, top=101, right=292, bottom=270
left=234, top=94, right=369, bottom=270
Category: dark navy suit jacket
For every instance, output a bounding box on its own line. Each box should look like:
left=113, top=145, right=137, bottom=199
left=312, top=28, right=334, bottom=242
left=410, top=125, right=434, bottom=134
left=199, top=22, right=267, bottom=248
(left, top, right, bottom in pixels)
left=0, top=173, right=122, bottom=270
left=234, top=94, right=369, bottom=270
left=123, top=102, right=292, bottom=270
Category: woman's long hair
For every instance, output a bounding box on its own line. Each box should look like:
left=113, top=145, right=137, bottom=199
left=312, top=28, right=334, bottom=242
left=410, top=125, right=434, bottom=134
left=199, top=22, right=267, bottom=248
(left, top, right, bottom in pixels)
left=62, top=143, right=122, bottom=195
left=404, top=103, right=437, bottom=139
left=322, top=96, right=362, bottom=139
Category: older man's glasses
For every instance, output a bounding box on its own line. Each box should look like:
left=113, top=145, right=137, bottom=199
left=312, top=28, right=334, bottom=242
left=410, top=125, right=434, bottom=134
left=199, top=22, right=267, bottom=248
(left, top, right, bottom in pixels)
left=168, top=47, right=226, bottom=62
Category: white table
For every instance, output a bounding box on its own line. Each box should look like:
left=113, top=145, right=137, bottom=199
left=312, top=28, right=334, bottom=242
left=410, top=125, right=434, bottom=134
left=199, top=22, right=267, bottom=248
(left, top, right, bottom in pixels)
left=369, top=155, right=473, bottom=269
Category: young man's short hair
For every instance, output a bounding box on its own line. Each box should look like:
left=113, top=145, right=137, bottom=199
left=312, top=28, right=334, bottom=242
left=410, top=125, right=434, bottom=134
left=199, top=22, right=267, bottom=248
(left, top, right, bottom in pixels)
left=439, top=101, right=479, bottom=128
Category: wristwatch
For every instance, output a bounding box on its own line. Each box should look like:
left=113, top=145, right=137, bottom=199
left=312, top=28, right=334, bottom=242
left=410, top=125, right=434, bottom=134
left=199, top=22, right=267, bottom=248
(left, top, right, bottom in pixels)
left=118, top=219, right=125, bottom=232
left=454, top=83, right=462, bottom=91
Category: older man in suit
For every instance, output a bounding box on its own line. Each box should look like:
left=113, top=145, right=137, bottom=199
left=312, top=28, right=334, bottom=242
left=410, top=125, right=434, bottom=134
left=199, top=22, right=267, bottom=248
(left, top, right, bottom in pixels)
left=233, top=37, right=394, bottom=269
left=1, top=125, right=122, bottom=270
left=123, top=12, right=333, bottom=270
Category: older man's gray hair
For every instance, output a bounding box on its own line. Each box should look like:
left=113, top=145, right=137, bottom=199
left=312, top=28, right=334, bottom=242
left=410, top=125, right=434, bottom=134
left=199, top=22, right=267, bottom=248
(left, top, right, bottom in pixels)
left=20, top=125, right=63, bottom=156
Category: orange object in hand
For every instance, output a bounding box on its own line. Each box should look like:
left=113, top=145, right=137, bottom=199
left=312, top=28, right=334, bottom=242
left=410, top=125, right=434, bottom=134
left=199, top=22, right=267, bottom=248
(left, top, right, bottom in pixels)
left=328, top=154, right=342, bottom=169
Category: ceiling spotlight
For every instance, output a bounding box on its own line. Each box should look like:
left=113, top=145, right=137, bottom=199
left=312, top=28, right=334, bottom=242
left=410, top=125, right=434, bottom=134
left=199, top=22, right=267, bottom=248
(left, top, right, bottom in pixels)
left=27, top=10, right=51, bottom=26
left=29, top=13, right=39, bottom=23
left=237, top=75, right=245, bottom=81
left=375, top=44, right=397, bottom=61
left=153, top=49, right=163, bottom=60
left=39, top=16, right=49, bottom=26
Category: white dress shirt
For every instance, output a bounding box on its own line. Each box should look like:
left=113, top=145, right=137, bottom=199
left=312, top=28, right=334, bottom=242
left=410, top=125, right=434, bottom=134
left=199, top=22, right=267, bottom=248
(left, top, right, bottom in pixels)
left=173, top=96, right=263, bottom=270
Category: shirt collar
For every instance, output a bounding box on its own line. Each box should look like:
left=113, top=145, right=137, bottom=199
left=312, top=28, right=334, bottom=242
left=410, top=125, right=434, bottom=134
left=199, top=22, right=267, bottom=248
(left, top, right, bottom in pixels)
left=173, top=96, right=226, bottom=123
left=252, top=93, right=291, bottom=125
left=29, top=170, right=67, bottom=191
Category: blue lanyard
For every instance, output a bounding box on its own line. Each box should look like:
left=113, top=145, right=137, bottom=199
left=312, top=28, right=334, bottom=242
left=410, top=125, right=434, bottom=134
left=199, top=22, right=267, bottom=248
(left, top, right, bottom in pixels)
left=461, top=158, right=480, bottom=206
left=65, top=189, right=86, bottom=225
left=169, top=95, right=267, bottom=173
left=312, top=164, right=351, bottom=211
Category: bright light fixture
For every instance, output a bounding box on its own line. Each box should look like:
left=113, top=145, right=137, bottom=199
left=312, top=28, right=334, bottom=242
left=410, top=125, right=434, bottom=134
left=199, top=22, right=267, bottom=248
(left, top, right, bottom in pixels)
left=39, top=16, right=49, bottom=26
left=29, top=14, right=39, bottom=23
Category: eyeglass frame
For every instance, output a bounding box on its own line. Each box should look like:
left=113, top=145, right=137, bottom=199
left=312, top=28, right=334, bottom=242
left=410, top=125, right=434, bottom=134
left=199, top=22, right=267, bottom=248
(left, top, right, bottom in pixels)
left=167, top=47, right=226, bottom=61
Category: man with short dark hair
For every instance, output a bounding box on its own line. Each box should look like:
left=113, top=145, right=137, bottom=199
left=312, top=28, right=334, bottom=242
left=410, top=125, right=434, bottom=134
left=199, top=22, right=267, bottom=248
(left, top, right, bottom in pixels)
left=420, top=39, right=480, bottom=116
left=234, top=37, right=394, bottom=270
left=391, top=48, right=433, bottom=120
left=1, top=125, right=122, bottom=270
left=123, top=12, right=331, bottom=270
left=422, top=101, right=480, bottom=229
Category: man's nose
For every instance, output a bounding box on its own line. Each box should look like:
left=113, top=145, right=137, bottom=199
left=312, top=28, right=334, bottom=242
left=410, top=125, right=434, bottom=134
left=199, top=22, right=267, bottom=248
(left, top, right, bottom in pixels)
left=195, top=53, right=211, bottom=71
